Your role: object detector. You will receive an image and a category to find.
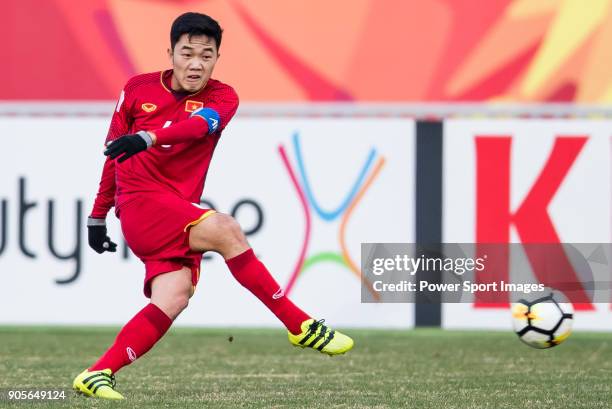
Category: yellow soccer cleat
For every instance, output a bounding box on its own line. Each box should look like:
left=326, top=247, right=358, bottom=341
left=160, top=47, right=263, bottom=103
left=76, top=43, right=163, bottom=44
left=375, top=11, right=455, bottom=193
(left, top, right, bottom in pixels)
left=288, top=319, right=354, bottom=355
left=72, top=368, right=124, bottom=400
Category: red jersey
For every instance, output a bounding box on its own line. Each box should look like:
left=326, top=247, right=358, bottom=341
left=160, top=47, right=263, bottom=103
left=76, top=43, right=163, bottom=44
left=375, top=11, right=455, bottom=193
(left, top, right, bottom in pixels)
left=91, top=70, right=239, bottom=218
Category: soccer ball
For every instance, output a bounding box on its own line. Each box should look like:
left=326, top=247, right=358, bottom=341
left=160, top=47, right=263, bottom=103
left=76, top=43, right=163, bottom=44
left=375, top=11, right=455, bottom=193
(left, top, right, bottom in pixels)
left=511, top=293, right=574, bottom=349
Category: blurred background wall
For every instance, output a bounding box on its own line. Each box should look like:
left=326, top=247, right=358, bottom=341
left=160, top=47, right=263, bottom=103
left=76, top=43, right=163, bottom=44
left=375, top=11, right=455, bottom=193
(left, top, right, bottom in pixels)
left=4, top=0, right=612, bottom=103
left=1, top=0, right=610, bottom=330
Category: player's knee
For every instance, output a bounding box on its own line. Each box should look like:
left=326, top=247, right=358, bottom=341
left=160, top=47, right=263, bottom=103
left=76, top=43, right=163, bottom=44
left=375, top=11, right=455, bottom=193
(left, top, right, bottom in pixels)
left=190, top=213, right=247, bottom=254
left=225, top=216, right=246, bottom=244
left=174, top=280, right=192, bottom=311
left=151, top=274, right=192, bottom=318
left=210, top=214, right=246, bottom=244
left=163, top=291, right=190, bottom=318
left=173, top=293, right=190, bottom=313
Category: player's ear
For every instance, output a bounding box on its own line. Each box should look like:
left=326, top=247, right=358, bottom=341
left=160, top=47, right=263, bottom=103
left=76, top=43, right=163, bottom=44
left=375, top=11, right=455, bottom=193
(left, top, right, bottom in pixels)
left=167, top=47, right=173, bottom=62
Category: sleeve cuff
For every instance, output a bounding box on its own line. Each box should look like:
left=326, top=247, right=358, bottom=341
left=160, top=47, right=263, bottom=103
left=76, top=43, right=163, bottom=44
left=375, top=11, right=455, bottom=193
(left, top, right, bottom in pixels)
left=137, top=130, right=154, bottom=148
left=87, top=217, right=106, bottom=227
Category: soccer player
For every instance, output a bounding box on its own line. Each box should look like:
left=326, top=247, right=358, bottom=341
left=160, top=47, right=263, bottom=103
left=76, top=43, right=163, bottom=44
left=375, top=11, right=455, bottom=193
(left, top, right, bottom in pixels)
left=72, top=12, right=353, bottom=400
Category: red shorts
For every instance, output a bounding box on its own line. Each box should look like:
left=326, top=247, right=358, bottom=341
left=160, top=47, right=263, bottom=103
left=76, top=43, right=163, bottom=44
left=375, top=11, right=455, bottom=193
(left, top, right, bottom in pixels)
left=118, top=193, right=215, bottom=298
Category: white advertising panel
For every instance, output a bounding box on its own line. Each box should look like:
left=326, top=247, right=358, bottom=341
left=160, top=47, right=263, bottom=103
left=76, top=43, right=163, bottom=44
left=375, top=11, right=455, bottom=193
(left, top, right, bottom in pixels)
left=0, top=117, right=415, bottom=328
left=443, top=119, right=612, bottom=331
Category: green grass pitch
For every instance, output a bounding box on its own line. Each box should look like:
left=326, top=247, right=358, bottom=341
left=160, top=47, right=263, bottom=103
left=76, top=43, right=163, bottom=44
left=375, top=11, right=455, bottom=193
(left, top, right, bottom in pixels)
left=0, top=327, right=610, bottom=408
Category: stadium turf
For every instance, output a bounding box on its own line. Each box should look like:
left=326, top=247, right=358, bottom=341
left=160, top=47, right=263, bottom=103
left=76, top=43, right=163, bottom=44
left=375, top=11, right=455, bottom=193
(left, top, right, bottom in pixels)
left=0, top=327, right=610, bottom=408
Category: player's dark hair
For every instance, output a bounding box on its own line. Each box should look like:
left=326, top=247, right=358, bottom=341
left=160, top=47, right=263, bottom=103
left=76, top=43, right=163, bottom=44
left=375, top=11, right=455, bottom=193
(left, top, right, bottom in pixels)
left=170, top=12, right=223, bottom=50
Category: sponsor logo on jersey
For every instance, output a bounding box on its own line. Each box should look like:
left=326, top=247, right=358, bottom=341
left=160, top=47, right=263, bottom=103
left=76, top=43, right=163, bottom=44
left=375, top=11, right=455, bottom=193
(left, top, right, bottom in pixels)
left=185, top=100, right=204, bottom=113
left=141, top=103, right=157, bottom=113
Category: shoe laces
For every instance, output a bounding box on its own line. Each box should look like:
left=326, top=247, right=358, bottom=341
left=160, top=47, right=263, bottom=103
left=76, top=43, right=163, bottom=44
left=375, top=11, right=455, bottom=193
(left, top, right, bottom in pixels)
left=309, top=318, right=325, bottom=332
left=101, top=372, right=116, bottom=389
left=309, top=319, right=330, bottom=339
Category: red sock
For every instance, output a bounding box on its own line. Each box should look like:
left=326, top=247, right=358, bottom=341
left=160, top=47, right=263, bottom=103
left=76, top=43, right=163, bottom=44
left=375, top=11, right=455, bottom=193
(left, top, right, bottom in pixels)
left=90, top=303, right=172, bottom=373
left=226, top=249, right=310, bottom=335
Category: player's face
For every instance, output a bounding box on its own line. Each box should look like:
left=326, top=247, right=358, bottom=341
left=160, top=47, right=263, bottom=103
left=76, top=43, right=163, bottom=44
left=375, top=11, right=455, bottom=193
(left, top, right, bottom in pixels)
left=169, top=34, right=219, bottom=93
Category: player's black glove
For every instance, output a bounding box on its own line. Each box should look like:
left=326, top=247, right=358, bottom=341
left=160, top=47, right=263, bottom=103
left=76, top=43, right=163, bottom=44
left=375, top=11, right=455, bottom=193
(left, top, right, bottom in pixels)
left=87, top=217, right=118, bottom=254
left=104, top=130, right=153, bottom=163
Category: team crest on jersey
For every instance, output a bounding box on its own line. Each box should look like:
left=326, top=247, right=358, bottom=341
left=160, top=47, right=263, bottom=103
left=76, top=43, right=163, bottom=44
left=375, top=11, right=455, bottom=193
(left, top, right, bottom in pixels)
left=141, top=103, right=157, bottom=113
left=185, top=100, right=203, bottom=113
